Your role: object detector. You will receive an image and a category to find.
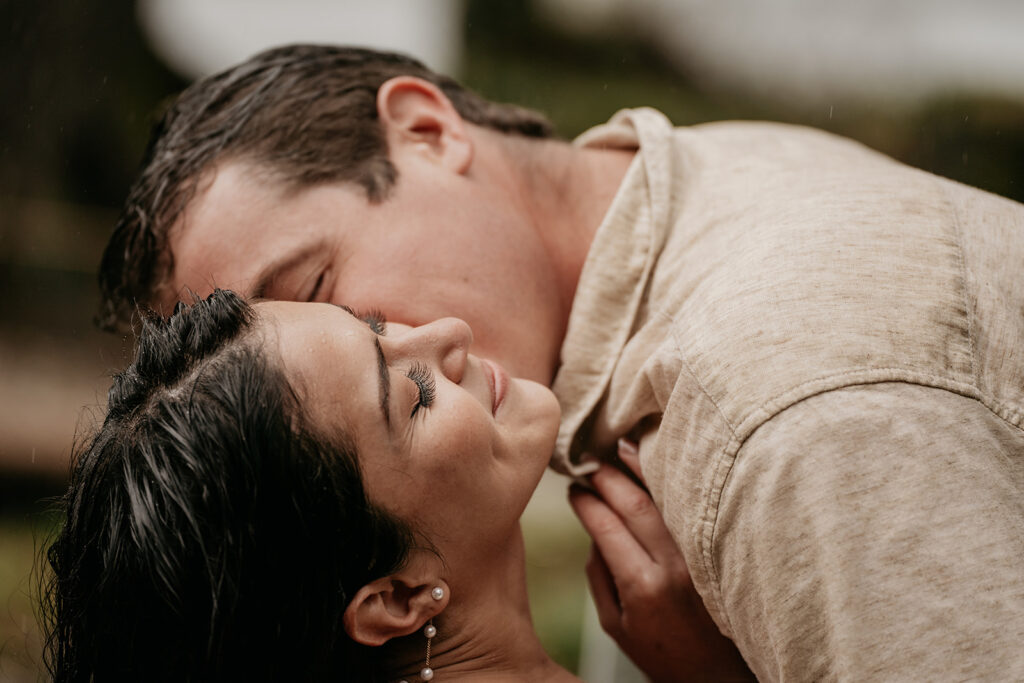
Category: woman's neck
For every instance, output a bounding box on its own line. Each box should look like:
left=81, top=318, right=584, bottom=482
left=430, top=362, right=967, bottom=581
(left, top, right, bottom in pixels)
left=386, top=526, right=582, bottom=682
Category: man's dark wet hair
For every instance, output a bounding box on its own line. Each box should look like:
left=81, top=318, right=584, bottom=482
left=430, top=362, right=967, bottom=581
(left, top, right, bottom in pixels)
left=98, top=44, right=554, bottom=333
left=43, top=289, right=415, bottom=681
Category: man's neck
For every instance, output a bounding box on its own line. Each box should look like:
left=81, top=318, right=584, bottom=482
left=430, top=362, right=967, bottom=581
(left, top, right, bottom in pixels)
left=465, top=126, right=635, bottom=384
left=522, top=141, right=636, bottom=321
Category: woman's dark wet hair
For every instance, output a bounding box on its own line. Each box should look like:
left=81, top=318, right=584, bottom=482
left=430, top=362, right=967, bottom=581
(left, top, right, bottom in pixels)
left=42, top=289, right=414, bottom=681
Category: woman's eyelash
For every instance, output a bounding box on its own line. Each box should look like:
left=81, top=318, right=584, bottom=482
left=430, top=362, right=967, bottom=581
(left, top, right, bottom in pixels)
left=358, top=309, right=387, bottom=335
left=406, top=362, right=436, bottom=417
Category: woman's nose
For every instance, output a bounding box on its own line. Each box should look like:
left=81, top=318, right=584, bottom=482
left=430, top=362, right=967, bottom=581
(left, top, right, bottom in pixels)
left=396, top=317, right=472, bottom=382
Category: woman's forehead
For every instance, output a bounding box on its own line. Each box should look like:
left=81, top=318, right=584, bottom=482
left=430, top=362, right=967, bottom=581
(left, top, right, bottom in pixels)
left=260, top=300, right=370, bottom=364
left=259, top=300, right=389, bottom=441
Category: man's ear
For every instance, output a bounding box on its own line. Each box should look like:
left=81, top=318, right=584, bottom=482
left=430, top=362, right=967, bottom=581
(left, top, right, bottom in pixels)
left=377, top=76, right=473, bottom=174
left=343, top=570, right=450, bottom=647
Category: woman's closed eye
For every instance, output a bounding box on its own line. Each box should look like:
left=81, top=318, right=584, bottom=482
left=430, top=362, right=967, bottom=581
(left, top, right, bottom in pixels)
left=336, top=305, right=388, bottom=335
left=359, top=309, right=387, bottom=335
left=406, top=362, right=436, bottom=418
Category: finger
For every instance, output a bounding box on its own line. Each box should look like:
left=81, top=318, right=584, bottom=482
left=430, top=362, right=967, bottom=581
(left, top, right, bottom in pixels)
left=570, top=485, right=653, bottom=578
left=585, top=543, right=624, bottom=637
left=617, top=438, right=646, bottom=484
left=589, top=465, right=682, bottom=565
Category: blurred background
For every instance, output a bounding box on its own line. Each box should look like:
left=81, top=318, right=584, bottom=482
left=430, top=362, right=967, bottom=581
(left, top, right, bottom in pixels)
left=3, top=0, right=1024, bottom=679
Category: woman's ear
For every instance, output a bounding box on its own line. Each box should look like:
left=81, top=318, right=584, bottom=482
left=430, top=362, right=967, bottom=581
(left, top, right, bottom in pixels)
left=343, top=572, right=450, bottom=647
left=376, top=76, right=473, bottom=174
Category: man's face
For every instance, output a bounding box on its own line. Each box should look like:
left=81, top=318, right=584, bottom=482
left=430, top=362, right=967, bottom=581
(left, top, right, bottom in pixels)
left=167, top=157, right=564, bottom=383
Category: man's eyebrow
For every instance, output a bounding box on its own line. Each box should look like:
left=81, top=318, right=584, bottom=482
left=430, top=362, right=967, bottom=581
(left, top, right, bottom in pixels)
left=250, top=244, right=321, bottom=299
left=374, top=336, right=392, bottom=432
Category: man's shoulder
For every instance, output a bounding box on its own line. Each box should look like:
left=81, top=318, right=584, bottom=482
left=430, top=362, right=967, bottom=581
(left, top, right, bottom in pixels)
left=667, top=119, right=892, bottom=170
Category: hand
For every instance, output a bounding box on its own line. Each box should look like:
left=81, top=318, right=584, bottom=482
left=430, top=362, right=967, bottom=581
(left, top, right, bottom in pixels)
left=569, top=440, right=755, bottom=683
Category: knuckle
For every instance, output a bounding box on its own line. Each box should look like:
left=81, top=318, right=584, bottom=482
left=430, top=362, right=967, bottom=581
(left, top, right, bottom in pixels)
left=589, top=515, right=620, bottom=538
left=626, top=568, right=665, bottom=600
left=621, top=491, right=655, bottom=518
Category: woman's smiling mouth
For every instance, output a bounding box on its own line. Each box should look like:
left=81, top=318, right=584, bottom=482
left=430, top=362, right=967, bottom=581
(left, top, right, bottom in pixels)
left=480, top=358, right=508, bottom=415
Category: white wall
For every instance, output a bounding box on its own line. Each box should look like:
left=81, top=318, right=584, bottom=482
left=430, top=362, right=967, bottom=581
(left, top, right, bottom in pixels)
left=537, top=0, right=1024, bottom=106
left=137, top=0, right=466, bottom=78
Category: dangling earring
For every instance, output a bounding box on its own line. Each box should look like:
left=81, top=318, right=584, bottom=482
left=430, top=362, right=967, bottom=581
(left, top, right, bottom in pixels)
left=400, top=587, right=444, bottom=683
left=419, top=619, right=437, bottom=681
left=398, top=620, right=438, bottom=682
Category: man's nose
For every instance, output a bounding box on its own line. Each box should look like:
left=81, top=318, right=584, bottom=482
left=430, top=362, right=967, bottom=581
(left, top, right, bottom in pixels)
left=396, top=317, right=472, bottom=383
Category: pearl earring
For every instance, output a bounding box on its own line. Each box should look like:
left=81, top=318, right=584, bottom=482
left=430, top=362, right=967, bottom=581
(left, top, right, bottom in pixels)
left=420, top=619, right=436, bottom=680
left=419, top=587, right=443, bottom=678
left=398, top=619, right=438, bottom=683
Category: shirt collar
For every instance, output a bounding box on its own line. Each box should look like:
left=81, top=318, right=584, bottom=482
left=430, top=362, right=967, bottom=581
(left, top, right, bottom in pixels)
left=552, top=108, right=676, bottom=475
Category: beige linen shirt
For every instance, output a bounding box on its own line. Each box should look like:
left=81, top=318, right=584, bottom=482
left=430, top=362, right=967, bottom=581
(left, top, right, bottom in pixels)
left=552, top=109, right=1024, bottom=681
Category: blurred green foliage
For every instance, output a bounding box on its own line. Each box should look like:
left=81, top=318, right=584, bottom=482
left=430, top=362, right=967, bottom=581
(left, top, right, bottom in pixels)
left=0, top=508, right=60, bottom=682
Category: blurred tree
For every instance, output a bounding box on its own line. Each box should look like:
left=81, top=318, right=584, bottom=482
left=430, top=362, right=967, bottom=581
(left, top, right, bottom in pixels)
left=1, top=0, right=185, bottom=207
left=907, top=96, right=1024, bottom=202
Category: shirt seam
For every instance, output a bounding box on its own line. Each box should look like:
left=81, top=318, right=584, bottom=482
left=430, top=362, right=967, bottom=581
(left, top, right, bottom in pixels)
left=668, top=324, right=743, bottom=637
left=944, top=179, right=979, bottom=386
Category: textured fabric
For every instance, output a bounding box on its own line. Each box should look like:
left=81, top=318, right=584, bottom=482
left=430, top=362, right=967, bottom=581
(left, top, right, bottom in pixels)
left=552, top=109, right=1024, bottom=681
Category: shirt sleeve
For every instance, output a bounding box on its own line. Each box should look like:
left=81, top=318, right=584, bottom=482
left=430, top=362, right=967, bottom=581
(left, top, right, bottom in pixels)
left=712, top=382, right=1024, bottom=682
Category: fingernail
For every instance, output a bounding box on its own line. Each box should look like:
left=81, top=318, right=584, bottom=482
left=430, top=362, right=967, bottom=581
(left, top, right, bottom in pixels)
left=617, top=438, right=638, bottom=456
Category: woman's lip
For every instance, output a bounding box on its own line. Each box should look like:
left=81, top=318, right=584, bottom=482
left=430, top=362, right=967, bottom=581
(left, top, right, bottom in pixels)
left=481, top=359, right=508, bottom=415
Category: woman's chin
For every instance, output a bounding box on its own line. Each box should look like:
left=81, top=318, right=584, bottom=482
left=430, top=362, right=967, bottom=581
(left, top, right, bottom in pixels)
left=521, top=384, right=561, bottom=455
left=516, top=378, right=561, bottom=428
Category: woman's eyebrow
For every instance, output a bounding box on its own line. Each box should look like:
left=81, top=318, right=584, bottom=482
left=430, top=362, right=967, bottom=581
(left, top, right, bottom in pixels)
left=374, top=336, right=392, bottom=432
left=335, top=304, right=392, bottom=432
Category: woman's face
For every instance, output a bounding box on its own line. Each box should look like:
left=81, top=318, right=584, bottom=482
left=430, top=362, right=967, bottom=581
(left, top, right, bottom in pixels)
left=259, top=301, right=561, bottom=561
